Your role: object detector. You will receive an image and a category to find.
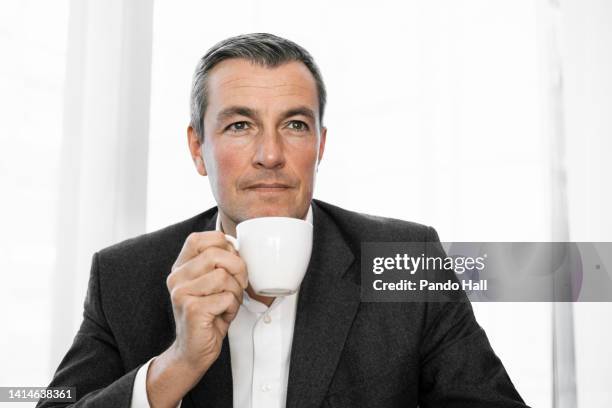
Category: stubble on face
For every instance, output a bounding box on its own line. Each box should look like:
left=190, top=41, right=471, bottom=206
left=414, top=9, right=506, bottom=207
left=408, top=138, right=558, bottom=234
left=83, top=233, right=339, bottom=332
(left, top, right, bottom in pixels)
left=200, top=59, right=325, bottom=225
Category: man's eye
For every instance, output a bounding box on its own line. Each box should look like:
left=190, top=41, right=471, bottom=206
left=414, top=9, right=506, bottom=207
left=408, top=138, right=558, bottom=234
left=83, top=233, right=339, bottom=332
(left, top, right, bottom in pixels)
left=287, top=121, right=309, bottom=131
left=226, top=121, right=250, bottom=132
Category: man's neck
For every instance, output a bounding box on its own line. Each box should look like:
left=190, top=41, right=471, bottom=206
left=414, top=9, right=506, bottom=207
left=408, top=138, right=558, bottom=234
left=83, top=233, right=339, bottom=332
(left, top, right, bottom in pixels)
left=246, top=285, right=274, bottom=307
left=218, top=211, right=238, bottom=237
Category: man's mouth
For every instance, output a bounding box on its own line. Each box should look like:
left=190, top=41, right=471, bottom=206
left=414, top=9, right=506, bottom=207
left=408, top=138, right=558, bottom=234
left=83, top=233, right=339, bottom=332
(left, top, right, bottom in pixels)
left=245, top=183, right=292, bottom=192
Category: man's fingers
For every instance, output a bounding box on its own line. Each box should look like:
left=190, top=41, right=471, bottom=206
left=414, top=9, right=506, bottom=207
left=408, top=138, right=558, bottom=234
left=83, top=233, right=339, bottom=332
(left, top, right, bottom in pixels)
left=200, top=291, right=241, bottom=319
left=173, top=231, right=235, bottom=269
left=183, top=268, right=244, bottom=304
left=168, top=247, right=248, bottom=290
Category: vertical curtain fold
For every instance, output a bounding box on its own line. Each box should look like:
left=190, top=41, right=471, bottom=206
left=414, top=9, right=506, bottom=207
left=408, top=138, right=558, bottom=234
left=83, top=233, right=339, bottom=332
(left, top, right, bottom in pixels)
left=50, top=0, right=154, bottom=374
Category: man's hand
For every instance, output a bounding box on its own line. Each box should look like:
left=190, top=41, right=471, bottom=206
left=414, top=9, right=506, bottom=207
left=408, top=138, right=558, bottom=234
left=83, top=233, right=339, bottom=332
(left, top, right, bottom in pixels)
left=146, top=231, right=248, bottom=408
left=168, top=230, right=248, bottom=369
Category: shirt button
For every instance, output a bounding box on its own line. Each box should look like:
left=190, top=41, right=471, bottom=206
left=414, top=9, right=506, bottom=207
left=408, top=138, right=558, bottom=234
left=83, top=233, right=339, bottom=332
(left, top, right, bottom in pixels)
left=261, top=383, right=272, bottom=392
left=263, top=314, right=272, bottom=324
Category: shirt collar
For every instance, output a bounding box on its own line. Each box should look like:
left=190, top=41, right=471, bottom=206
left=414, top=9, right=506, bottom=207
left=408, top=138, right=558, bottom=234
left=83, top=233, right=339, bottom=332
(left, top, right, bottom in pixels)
left=214, top=204, right=314, bottom=233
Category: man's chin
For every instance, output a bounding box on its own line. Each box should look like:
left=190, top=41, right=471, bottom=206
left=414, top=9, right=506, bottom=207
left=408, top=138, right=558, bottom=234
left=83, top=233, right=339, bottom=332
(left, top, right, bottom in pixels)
left=234, top=200, right=309, bottom=222
left=244, top=207, right=295, bottom=219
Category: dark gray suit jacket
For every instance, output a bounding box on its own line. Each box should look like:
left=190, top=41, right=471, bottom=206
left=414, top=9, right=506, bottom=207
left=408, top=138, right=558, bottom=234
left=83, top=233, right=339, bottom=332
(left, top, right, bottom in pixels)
left=38, top=199, right=529, bottom=407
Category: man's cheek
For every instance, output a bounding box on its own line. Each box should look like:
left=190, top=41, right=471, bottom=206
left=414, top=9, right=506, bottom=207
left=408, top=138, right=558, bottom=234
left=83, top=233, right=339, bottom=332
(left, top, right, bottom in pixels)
left=215, top=158, right=244, bottom=188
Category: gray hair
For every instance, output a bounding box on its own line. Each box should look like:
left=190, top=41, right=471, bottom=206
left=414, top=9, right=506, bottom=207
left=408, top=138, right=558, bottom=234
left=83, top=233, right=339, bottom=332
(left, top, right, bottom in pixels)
left=190, top=33, right=327, bottom=141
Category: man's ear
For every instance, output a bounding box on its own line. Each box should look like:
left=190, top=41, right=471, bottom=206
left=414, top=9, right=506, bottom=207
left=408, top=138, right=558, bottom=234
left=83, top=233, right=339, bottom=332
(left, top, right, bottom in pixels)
left=317, top=126, right=327, bottom=167
left=187, top=125, right=207, bottom=176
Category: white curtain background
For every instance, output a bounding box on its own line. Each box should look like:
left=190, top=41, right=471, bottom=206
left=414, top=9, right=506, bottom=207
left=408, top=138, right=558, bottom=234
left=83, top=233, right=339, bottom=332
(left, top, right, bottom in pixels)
left=0, top=0, right=70, bottom=393
left=51, top=0, right=154, bottom=376
left=562, top=1, right=612, bottom=406
left=1, top=1, right=611, bottom=407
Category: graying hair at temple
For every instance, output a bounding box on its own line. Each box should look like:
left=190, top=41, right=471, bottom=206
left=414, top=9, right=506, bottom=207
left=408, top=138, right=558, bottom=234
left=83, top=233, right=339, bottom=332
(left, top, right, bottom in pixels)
left=189, top=33, right=327, bottom=141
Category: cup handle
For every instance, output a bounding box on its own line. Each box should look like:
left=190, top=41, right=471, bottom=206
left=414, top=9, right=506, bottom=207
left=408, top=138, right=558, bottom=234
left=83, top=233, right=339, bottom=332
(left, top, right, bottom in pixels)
left=225, top=234, right=239, bottom=252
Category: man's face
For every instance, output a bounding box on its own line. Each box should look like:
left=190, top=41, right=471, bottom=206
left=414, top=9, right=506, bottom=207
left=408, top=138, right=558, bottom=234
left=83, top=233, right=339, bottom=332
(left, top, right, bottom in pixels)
left=188, top=58, right=326, bottom=224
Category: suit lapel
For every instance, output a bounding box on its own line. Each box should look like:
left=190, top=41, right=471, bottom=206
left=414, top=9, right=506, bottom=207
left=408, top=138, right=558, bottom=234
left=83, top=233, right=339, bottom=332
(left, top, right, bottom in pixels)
left=186, top=336, right=234, bottom=408
left=286, top=202, right=361, bottom=408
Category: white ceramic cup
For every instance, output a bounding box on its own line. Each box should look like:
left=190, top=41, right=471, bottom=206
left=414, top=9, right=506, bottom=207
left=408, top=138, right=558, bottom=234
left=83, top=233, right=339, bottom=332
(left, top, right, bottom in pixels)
left=224, top=216, right=313, bottom=296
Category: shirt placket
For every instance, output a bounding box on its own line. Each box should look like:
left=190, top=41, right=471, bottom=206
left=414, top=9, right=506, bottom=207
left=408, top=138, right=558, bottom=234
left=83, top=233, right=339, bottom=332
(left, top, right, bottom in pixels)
left=251, top=299, right=283, bottom=408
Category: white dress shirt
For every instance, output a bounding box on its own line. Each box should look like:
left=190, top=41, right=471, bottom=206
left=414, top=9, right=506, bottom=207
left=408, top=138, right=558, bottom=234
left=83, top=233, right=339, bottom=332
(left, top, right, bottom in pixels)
left=130, top=207, right=312, bottom=408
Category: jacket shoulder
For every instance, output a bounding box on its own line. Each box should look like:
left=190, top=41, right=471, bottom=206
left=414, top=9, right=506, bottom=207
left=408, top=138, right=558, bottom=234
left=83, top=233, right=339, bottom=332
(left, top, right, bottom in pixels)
left=96, top=206, right=217, bottom=266
left=313, top=199, right=438, bottom=243
left=90, top=207, right=217, bottom=330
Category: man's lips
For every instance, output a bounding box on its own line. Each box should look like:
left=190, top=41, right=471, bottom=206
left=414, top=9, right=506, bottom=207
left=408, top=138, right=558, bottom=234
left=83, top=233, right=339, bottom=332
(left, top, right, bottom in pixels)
left=245, top=183, right=293, bottom=192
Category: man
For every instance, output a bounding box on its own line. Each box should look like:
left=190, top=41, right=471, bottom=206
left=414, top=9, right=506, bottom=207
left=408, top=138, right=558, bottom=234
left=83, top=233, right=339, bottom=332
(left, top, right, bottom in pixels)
left=39, top=33, right=528, bottom=408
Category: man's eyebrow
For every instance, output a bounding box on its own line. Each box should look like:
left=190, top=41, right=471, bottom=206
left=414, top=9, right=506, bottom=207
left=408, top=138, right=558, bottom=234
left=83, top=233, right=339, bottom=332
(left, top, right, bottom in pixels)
left=216, top=106, right=317, bottom=123
left=281, top=107, right=316, bottom=122
left=216, top=106, right=259, bottom=122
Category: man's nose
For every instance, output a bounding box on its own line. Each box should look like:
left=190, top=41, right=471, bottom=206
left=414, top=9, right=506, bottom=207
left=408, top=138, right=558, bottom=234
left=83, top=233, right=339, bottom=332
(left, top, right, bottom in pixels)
left=253, top=129, right=285, bottom=169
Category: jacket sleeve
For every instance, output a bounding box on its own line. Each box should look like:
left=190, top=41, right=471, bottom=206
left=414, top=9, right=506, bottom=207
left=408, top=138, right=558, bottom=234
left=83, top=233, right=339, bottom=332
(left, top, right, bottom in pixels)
left=418, top=227, right=530, bottom=408
left=36, top=252, right=143, bottom=408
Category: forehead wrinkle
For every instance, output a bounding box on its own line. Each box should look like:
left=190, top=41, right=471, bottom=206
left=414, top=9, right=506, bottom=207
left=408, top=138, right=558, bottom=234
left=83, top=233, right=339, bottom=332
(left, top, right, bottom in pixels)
left=216, top=74, right=312, bottom=89
left=220, top=82, right=312, bottom=92
left=275, top=91, right=315, bottom=99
